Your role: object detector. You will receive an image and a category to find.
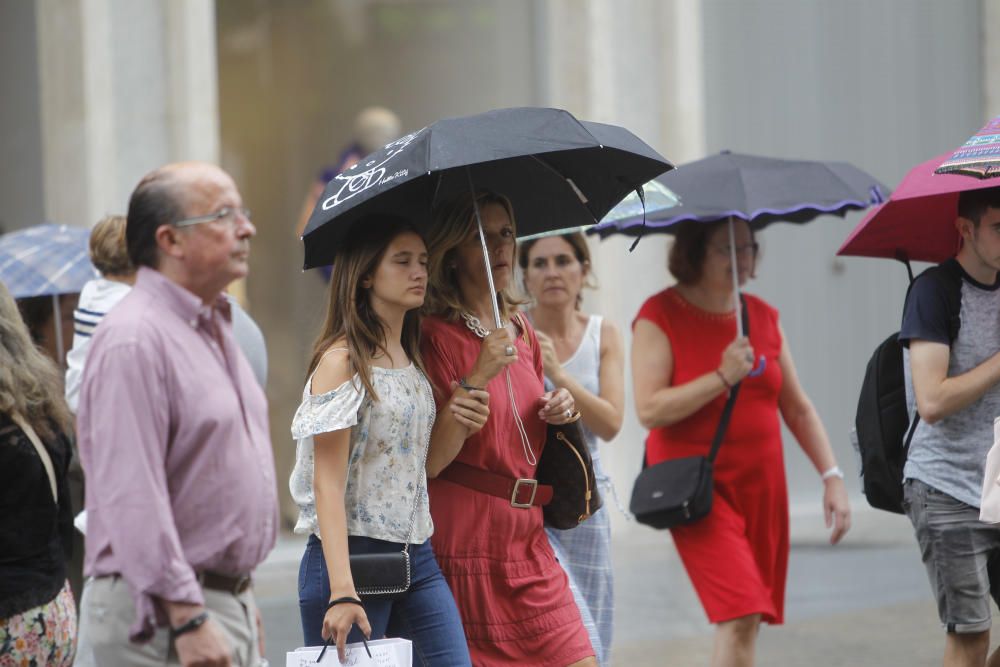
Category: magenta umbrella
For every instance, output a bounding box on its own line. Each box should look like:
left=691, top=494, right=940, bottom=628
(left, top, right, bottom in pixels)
left=837, top=152, right=1000, bottom=264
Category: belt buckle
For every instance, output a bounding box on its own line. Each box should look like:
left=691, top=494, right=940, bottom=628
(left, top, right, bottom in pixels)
left=232, top=575, right=251, bottom=595
left=510, top=478, right=538, bottom=509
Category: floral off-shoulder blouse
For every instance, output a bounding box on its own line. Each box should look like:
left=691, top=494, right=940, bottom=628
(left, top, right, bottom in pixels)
left=289, top=362, right=435, bottom=544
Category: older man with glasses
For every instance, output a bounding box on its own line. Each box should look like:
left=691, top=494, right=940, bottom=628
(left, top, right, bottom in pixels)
left=74, top=162, right=278, bottom=667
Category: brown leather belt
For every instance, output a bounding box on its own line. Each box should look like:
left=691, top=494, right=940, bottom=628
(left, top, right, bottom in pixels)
left=438, top=461, right=553, bottom=509
left=100, top=571, right=251, bottom=595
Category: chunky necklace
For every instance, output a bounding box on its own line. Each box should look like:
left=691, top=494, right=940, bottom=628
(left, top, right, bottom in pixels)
left=460, top=311, right=503, bottom=339
left=457, top=311, right=536, bottom=466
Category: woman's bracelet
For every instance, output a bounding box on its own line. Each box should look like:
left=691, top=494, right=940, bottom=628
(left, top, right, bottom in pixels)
left=327, top=596, right=365, bottom=611
left=714, top=369, right=732, bottom=390
left=821, top=465, right=844, bottom=481
left=457, top=376, right=484, bottom=392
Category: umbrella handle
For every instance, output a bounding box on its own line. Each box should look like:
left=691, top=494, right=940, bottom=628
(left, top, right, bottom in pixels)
left=748, top=355, right=766, bottom=378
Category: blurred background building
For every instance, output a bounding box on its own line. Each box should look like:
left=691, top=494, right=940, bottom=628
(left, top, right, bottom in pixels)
left=2, top=0, right=998, bottom=526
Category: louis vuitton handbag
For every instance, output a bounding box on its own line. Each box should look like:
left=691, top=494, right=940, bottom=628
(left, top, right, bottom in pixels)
left=536, top=414, right=603, bottom=529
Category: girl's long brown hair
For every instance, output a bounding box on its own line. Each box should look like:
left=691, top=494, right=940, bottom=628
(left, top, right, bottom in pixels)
left=307, top=215, right=425, bottom=401
left=0, top=282, right=73, bottom=441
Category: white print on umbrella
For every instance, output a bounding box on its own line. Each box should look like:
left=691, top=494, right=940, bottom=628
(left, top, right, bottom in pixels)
left=321, top=131, right=422, bottom=211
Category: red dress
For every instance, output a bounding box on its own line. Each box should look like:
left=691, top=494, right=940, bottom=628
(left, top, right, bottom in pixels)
left=636, top=288, right=789, bottom=625
left=421, top=315, right=593, bottom=666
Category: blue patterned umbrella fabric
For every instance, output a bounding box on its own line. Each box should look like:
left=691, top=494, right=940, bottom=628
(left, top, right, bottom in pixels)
left=0, top=224, right=96, bottom=298
left=935, top=115, right=1000, bottom=179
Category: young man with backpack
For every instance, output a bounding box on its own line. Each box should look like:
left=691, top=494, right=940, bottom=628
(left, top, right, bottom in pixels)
left=901, top=186, right=1000, bottom=667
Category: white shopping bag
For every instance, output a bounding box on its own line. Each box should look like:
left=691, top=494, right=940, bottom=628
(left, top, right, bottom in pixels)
left=980, top=417, right=1000, bottom=523
left=286, top=638, right=412, bottom=667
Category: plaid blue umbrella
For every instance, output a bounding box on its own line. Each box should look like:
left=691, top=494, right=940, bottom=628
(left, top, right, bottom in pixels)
left=0, top=224, right=96, bottom=298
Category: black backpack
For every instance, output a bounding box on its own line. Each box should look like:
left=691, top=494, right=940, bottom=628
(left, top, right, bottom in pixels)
left=855, top=261, right=962, bottom=513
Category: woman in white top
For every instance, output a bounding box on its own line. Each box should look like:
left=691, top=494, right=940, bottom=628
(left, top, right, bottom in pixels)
left=519, top=232, right=625, bottom=666
left=290, top=215, right=487, bottom=664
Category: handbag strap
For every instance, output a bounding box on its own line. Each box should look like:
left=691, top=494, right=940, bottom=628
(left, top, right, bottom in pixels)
left=706, top=295, right=751, bottom=463
left=398, top=372, right=435, bottom=553
left=11, top=413, right=58, bottom=503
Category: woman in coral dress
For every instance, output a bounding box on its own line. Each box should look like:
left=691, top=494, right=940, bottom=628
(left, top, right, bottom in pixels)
left=420, top=192, right=597, bottom=667
left=631, top=218, right=851, bottom=667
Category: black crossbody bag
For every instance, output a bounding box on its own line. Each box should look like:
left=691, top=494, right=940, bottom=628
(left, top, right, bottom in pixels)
left=629, top=298, right=749, bottom=530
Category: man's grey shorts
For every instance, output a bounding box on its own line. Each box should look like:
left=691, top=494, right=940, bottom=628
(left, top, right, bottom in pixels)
left=903, top=478, right=1000, bottom=633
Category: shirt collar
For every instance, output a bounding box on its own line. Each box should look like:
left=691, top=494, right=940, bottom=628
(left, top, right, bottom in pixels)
left=134, top=267, right=233, bottom=328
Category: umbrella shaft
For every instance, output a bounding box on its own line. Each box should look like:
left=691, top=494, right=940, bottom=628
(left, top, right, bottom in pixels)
left=728, top=219, right=744, bottom=338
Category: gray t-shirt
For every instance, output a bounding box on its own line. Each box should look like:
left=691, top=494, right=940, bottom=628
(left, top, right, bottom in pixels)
left=901, top=260, right=1000, bottom=507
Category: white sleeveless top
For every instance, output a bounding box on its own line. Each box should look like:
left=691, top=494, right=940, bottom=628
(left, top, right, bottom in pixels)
left=545, top=315, right=609, bottom=482
left=289, top=358, right=435, bottom=544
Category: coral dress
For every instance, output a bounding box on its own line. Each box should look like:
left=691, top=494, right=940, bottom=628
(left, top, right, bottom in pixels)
left=636, top=288, right=789, bottom=625
left=421, top=315, right=594, bottom=666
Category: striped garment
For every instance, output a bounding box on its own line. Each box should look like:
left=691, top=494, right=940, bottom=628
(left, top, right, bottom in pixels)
left=542, top=315, right=616, bottom=666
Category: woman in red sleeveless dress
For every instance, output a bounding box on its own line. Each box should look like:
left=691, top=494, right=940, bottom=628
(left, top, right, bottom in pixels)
left=631, top=218, right=851, bottom=667
left=419, top=192, right=596, bottom=666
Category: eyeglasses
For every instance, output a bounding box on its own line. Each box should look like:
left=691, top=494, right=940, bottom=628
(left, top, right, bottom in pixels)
left=172, top=207, right=252, bottom=229
left=711, top=242, right=759, bottom=258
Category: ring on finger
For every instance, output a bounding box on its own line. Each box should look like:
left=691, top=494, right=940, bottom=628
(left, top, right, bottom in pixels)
left=504, top=345, right=515, bottom=356
left=564, top=409, right=572, bottom=419
left=745, top=353, right=754, bottom=363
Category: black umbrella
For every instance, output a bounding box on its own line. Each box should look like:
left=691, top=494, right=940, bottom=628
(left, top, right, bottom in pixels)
left=588, top=151, right=886, bottom=344
left=588, top=151, right=887, bottom=239
left=301, top=107, right=672, bottom=284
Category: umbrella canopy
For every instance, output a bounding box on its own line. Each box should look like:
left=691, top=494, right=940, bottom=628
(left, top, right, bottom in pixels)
left=0, top=223, right=96, bottom=298
left=588, top=151, right=887, bottom=238
left=301, top=107, right=672, bottom=269
left=934, top=116, right=1000, bottom=179
left=837, top=152, right=1000, bottom=263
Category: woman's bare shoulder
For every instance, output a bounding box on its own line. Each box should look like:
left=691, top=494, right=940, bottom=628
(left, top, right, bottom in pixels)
left=311, top=342, right=353, bottom=395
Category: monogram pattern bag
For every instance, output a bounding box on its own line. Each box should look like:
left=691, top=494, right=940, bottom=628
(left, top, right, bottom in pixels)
left=536, top=416, right=604, bottom=529
left=513, top=313, right=604, bottom=529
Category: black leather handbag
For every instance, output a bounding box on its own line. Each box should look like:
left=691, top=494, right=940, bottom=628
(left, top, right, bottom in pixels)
left=629, top=299, right=749, bottom=530
left=536, top=415, right=604, bottom=530
left=350, top=550, right=411, bottom=599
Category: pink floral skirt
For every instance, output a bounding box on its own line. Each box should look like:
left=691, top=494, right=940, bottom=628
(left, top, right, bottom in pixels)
left=0, top=580, right=76, bottom=667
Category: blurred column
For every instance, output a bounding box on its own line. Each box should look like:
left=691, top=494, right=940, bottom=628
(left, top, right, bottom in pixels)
left=35, top=0, right=219, bottom=228
left=538, top=0, right=708, bottom=516
left=986, top=0, right=1000, bottom=117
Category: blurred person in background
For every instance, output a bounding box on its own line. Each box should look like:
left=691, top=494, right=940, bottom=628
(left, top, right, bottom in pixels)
left=0, top=281, right=77, bottom=667
left=295, top=106, right=403, bottom=272
left=631, top=218, right=850, bottom=667
left=65, top=215, right=135, bottom=413
left=519, top=232, right=624, bottom=666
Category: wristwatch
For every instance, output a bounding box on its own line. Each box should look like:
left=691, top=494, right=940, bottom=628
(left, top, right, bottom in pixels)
left=170, top=611, right=209, bottom=639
